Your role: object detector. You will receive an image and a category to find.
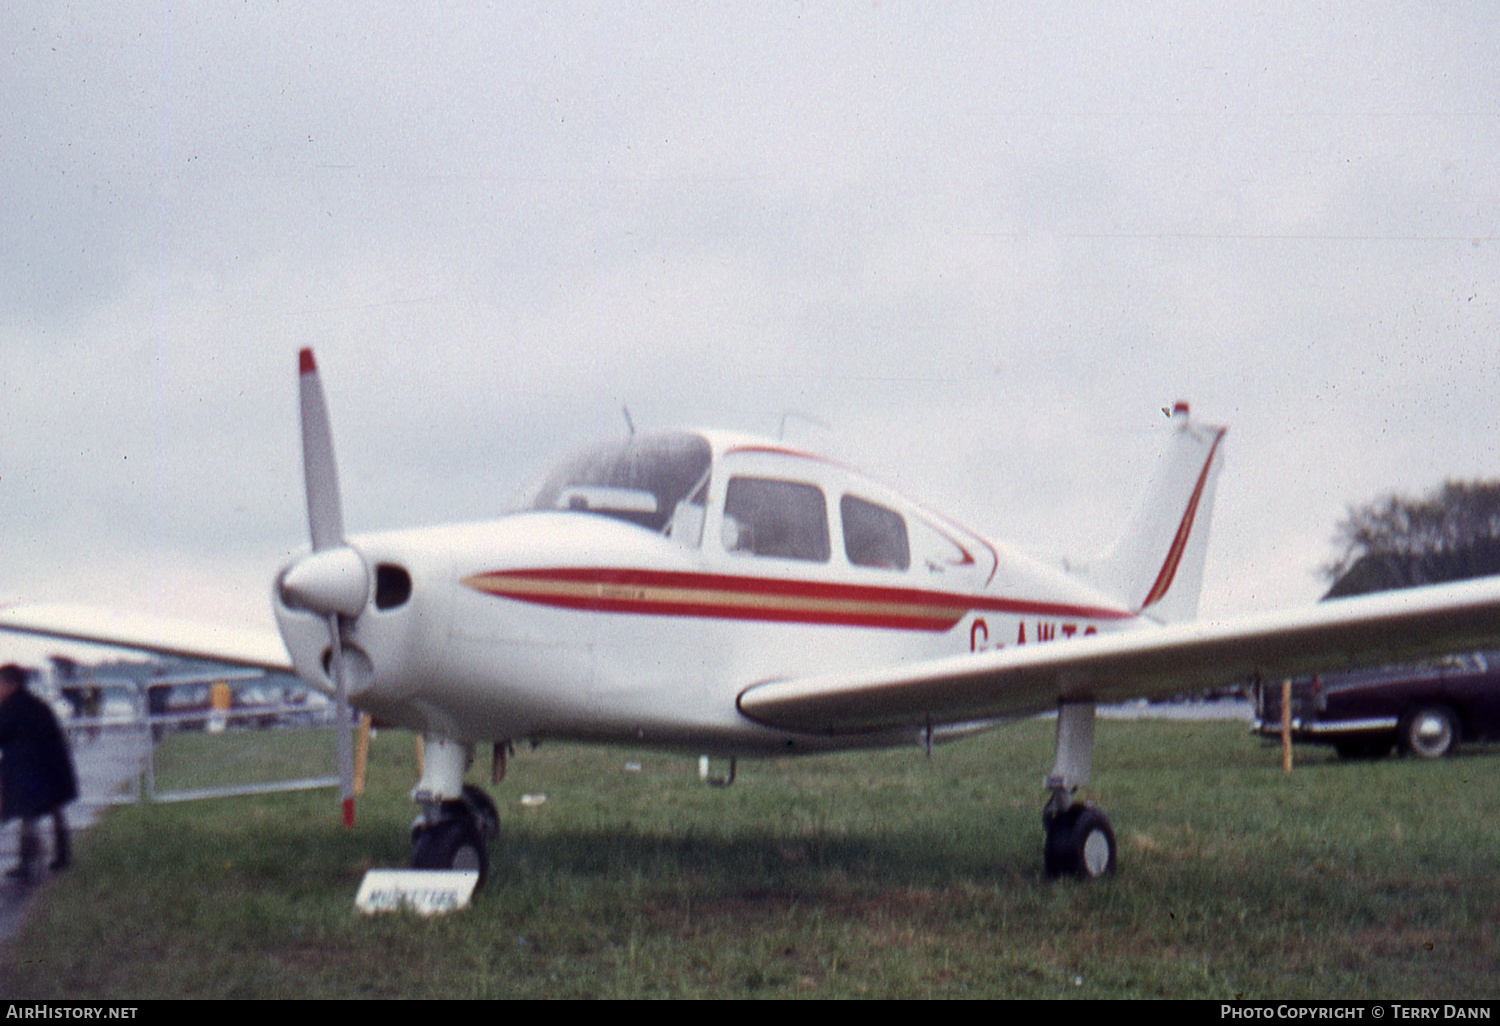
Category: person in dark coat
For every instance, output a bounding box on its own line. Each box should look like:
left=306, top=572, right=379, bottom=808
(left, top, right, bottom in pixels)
left=0, top=664, right=78, bottom=881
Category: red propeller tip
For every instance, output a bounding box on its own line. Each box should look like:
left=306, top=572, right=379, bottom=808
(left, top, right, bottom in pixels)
left=299, top=348, right=317, bottom=375
left=342, top=797, right=356, bottom=829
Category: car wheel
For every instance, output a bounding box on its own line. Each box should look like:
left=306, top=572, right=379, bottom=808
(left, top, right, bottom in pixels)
left=1400, top=706, right=1458, bottom=759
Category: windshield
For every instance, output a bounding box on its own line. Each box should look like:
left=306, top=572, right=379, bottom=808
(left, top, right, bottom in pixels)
left=529, top=432, right=712, bottom=532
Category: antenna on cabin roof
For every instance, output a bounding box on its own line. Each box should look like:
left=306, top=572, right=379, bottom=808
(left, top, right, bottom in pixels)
left=622, top=405, right=635, bottom=438
left=778, top=410, right=830, bottom=440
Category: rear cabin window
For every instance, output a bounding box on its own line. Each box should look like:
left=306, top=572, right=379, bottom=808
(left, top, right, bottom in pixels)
left=841, top=495, right=910, bottom=570
left=723, top=477, right=830, bottom=562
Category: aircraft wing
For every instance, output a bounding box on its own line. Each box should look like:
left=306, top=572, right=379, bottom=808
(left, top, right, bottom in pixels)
left=737, top=576, right=1500, bottom=734
left=0, top=603, right=294, bottom=673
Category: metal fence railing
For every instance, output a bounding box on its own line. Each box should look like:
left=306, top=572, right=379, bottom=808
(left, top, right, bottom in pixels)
left=64, top=703, right=342, bottom=807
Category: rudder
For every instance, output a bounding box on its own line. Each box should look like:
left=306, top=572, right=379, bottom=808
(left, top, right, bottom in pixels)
left=1078, top=402, right=1227, bottom=624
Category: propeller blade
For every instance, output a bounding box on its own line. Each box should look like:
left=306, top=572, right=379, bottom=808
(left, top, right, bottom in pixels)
left=297, top=348, right=359, bottom=827
left=299, top=348, right=344, bottom=553
left=327, top=612, right=357, bottom=828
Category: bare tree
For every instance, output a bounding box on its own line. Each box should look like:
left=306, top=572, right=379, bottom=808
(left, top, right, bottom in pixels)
left=1324, top=480, right=1500, bottom=598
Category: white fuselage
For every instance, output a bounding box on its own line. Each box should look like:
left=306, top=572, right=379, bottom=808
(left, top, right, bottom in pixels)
left=273, top=432, right=1143, bottom=754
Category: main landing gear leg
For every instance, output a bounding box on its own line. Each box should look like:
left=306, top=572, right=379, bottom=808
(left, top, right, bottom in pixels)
left=410, top=734, right=499, bottom=888
left=1042, top=701, right=1116, bottom=881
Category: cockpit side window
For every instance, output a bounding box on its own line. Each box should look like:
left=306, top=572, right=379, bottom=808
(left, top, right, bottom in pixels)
left=723, top=477, right=830, bottom=562
left=666, top=467, right=711, bottom=548
left=841, top=495, right=910, bottom=570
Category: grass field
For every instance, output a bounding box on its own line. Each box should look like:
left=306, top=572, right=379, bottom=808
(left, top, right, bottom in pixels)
left=3, top=718, right=1498, bottom=998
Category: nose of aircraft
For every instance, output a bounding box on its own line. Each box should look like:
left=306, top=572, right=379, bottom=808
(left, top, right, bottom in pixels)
left=273, top=551, right=379, bottom=697
left=280, top=545, right=370, bottom=617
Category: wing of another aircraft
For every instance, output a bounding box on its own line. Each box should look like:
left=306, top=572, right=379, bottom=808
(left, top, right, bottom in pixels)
left=0, top=603, right=293, bottom=672
left=736, top=576, right=1500, bottom=734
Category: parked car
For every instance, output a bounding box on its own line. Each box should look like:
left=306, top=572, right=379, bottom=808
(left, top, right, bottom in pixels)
left=1252, top=652, right=1500, bottom=759
left=145, top=675, right=325, bottom=738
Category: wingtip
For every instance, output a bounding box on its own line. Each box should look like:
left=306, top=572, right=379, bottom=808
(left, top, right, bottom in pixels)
left=299, top=348, right=317, bottom=375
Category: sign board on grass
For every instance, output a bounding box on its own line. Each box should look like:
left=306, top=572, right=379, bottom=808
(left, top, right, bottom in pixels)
left=355, top=869, right=479, bottom=915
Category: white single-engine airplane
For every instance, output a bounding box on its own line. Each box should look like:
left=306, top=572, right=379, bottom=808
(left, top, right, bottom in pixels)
left=6, top=351, right=1500, bottom=884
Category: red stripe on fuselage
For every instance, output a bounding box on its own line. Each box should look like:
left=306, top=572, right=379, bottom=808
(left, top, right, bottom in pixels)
left=462, top=567, right=1133, bottom=632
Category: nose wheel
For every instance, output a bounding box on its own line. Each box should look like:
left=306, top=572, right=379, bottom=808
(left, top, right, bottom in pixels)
left=411, top=783, right=499, bottom=887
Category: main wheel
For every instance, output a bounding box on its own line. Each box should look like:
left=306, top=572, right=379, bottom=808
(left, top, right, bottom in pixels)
left=1400, top=706, right=1458, bottom=759
left=412, top=818, right=489, bottom=887
left=1043, top=805, right=1116, bottom=880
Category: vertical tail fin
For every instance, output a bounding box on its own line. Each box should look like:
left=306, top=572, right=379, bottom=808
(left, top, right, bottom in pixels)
left=1079, top=403, right=1227, bottom=624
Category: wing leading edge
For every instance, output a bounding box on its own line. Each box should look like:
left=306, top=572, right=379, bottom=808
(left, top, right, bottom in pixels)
left=736, top=576, right=1500, bottom=735
left=0, top=603, right=294, bottom=672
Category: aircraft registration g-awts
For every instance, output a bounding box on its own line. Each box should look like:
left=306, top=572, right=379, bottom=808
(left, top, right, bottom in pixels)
left=7, top=353, right=1500, bottom=885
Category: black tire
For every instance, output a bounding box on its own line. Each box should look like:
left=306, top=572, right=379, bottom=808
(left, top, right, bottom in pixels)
left=461, top=784, right=501, bottom=840
left=1399, top=706, right=1458, bottom=759
left=1043, top=805, right=1116, bottom=881
left=412, top=818, right=489, bottom=887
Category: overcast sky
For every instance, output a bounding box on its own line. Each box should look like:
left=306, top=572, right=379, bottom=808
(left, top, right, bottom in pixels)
left=3, top=2, right=1497, bottom=664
